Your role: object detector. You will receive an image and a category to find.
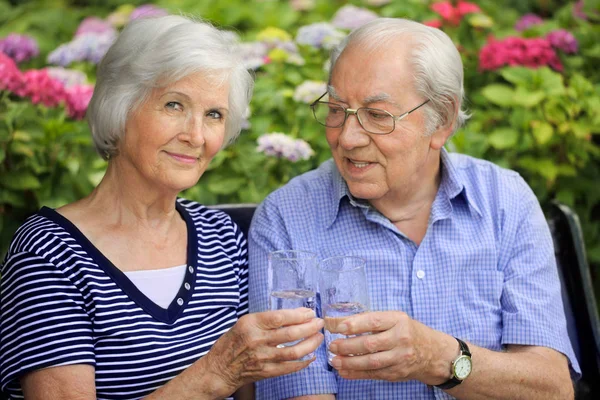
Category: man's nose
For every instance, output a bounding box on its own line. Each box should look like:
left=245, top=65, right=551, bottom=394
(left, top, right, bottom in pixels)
left=338, top=111, right=370, bottom=150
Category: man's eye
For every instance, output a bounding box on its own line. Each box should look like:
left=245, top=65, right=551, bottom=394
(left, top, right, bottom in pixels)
left=165, top=101, right=184, bottom=111
left=367, top=110, right=389, bottom=119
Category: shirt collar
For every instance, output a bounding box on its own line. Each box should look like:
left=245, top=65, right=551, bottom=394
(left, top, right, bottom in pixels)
left=326, top=148, right=482, bottom=228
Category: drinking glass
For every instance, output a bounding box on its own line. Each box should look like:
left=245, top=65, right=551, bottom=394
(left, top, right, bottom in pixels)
left=318, top=256, right=370, bottom=365
left=269, top=250, right=318, bottom=360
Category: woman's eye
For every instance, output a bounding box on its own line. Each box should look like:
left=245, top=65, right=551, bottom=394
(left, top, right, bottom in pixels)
left=165, top=101, right=183, bottom=111
left=207, top=110, right=223, bottom=120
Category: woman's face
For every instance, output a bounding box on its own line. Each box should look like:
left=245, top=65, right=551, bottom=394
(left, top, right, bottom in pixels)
left=117, top=72, right=229, bottom=194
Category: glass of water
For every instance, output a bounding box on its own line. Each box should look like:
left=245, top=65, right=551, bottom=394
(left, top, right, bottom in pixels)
left=269, top=250, right=318, bottom=360
left=318, top=256, right=370, bottom=366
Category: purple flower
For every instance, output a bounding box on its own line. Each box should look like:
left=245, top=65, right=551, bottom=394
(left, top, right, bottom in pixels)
left=547, top=29, right=578, bottom=54
left=295, top=23, right=346, bottom=49
left=47, top=31, right=116, bottom=67
left=331, top=5, right=379, bottom=30
left=0, top=34, right=39, bottom=63
left=257, top=133, right=315, bottom=162
left=129, top=4, right=169, bottom=21
left=75, top=17, right=116, bottom=37
left=239, top=42, right=270, bottom=70
left=514, top=13, right=543, bottom=31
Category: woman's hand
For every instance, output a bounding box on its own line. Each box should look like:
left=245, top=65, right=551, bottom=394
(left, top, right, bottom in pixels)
left=203, top=307, right=324, bottom=396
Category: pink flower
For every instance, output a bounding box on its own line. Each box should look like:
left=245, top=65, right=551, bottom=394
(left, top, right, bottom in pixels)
left=75, top=17, right=116, bottom=37
left=431, top=1, right=481, bottom=26
left=423, top=19, right=443, bottom=28
left=479, top=36, right=563, bottom=72
left=17, top=69, right=67, bottom=107
left=0, top=51, right=24, bottom=92
left=65, top=84, right=94, bottom=120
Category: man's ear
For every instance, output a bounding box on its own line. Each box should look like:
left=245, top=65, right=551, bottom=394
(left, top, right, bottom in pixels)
left=430, top=98, right=459, bottom=150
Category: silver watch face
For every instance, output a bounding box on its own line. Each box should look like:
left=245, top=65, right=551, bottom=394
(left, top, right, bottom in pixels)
left=454, top=355, right=472, bottom=380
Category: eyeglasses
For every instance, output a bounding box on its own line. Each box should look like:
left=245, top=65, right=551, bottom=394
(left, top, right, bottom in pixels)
left=309, top=92, right=430, bottom=135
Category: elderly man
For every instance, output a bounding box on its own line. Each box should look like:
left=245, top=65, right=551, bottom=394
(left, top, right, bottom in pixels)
left=248, top=18, right=579, bottom=399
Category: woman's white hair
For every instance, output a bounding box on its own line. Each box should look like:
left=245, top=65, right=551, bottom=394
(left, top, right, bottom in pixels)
left=87, top=15, right=254, bottom=160
left=329, top=18, right=469, bottom=136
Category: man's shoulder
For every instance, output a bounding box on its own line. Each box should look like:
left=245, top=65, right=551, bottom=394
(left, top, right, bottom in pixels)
left=263, top=159, right=337, bottom=207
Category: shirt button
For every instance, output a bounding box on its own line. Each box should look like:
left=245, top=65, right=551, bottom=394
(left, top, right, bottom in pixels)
left=416, top=270, right=425, bottom=279
left=188, top=266, right=194, bottom=273
left=177, top=298, right=184, bottom=306
left=184, top=282, right=191, bottom=290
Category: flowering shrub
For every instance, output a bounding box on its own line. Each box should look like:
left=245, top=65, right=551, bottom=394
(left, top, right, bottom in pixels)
left=0, top=0, right=599, bottom=293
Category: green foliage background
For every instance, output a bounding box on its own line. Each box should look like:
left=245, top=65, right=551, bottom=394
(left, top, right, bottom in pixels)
left=1, top=0, right=599, bottom=298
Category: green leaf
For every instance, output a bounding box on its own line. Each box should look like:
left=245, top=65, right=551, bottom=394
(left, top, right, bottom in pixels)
left=500, top=67, right=533, bottom=86
left=517, top=157, right=558, bottom=183
left=513, top=88, right=546, bottom=108
left=531, top=121, right=554, bottom=145
left=481, top=85, right=515, bottom=107
left=0, top=171, right=41, bottom=190
left=487, top=128, right=518, bottom=149
left=207, top=177, right=247, bottom=195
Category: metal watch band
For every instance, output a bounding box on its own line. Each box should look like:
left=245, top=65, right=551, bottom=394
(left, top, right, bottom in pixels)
left=435, top=337, right=471, bottom=390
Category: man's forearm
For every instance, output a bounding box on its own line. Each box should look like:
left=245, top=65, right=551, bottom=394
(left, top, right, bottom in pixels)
left=448, top=344, right=573, bottom=400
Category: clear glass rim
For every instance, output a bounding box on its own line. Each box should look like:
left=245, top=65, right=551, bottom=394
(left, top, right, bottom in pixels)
left=318, top=255, right=366, bottom=272
left=268, top=249, right=318, bottom=261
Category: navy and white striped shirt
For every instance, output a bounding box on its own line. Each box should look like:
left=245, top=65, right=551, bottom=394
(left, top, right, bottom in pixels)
left=0, top=199, right=248, bottom=399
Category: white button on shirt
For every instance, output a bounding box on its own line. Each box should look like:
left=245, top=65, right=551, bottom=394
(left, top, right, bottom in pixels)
left=416, top=270, right=425, bottom=279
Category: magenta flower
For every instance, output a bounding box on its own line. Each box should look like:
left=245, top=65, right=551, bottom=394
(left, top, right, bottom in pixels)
left=65, top=84, right=94, bottom=120
left=514, top=13, right=543, bottom=31
left=75, top=17, right=116, bottom=37
left=17, top=69, right=67, bottom=107
left=0, top=34, right=39, bottom=63
left=547, top=29, right=578, bottom=54
left=479, top=36, right=563, bottom=72
left=0, top=51, right=24, bottom=92
left=129, top=4, right=169, bottom=20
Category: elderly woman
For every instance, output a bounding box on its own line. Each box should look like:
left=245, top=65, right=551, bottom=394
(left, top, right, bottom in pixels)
left=0, top=15, right=323, bottom=400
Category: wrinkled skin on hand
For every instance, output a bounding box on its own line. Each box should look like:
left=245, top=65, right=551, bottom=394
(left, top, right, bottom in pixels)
left=327, top=311, right=452, bottom=385
left=204, top=308, right=325, bottom=393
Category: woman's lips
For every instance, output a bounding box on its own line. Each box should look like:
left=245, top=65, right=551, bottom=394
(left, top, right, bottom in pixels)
left=165, top=151, right=199, bottom=164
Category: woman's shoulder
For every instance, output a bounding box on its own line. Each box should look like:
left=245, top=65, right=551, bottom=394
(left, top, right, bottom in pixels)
left=176, top=198, right=240, bottom=235
left=5, top=208, right=67, bottom=258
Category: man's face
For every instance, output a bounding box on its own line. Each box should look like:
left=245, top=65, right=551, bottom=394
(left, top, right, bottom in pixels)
left=326, top=43, right=448, bottom=205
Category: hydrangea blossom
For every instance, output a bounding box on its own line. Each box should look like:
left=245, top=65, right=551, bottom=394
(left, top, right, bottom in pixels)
left=0, top=34, right=39, bottom=63
left=546, top=29, right=578, bottom=54
left=479, top=36, right=562, bottom=72
left=0, top=51, right=24, bottom=92
left=293, top=80, right=326, bottom=104
left=75, top=17, right=116, bottom=37
left=17, top=69, right=67, bottom=107
left=65, top=84, right=94, bottom=120
left=332, top=5, right=379, bottom=30
left=295, top=23, right=346, bottom=50
left=46, top=67, right=88, bottom=88
left=47, top=31, right=117, bottom=66
left=514, top=13, right=543, bottom=31
left=239, top=42, right=270, bottom=70
left=430, top=1, right=481, bottom=26
left=257, top=133, right=315, bottom=162
left=129, top=4, right=169, bottom=21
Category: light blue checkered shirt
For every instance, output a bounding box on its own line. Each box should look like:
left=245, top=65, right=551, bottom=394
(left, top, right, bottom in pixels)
left=248, top=149, right=580, bottom=399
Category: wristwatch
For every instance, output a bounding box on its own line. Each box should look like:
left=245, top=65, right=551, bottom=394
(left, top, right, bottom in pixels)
left=436, top=337, right=472, bottom=390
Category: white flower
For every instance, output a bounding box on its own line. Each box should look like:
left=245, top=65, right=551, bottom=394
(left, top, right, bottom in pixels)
left=293, top=80, right=327, bottom=104
left=257, top=132, right=315, bottom=162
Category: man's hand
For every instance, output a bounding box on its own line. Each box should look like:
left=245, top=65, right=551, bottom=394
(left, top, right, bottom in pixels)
left=327, top=311, right=456, bottom=385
